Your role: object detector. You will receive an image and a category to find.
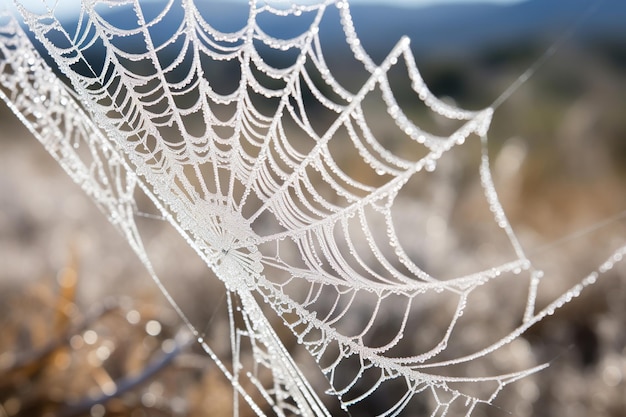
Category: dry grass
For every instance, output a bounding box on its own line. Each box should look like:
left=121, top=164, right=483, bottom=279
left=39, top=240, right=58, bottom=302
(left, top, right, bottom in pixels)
left=0, top=252, right=238, bottom=417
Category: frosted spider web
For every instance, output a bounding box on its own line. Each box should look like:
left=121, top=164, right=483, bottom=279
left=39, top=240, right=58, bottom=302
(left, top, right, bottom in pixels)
left=1, top=0, right=625, bottom=416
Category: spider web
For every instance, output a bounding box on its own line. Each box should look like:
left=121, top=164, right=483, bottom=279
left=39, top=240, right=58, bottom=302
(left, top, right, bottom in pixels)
left=1, top=1, right=624, bottom=416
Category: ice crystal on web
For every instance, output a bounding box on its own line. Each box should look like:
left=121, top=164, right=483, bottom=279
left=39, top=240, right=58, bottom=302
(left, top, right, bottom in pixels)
left=1, top=1, right=624, bottom=416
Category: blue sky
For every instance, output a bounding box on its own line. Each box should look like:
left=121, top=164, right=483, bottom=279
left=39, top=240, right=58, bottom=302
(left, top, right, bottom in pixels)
left=351, top=0, right=524, bottom=5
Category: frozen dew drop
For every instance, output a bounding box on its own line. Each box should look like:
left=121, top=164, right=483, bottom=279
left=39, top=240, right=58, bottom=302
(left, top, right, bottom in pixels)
left=90, top=404, right=106, bottom=417
left=83, top=330, right=98, bottom=345
left=126, top=309, right=141, bottom=324
left=145, top=320, right=162, bottom=336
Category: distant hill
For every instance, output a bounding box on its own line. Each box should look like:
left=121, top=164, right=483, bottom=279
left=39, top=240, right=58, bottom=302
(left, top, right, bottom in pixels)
left=331, top=0, right=626, bottom=59
left=46, top=0, right=626, bottom=61
left=20, top=0, right=626, bottom=99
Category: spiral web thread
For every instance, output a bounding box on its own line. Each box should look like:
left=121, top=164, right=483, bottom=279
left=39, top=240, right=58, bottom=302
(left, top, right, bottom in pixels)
left=1, top=1, right=625, bottom=416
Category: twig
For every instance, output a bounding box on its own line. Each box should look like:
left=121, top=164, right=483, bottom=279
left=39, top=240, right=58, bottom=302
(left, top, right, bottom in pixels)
left=57, top=331, right=192, bottom=417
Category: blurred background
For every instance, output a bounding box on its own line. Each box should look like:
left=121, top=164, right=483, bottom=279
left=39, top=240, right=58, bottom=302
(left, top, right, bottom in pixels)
left=1, top=0, right=626, bottom=416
